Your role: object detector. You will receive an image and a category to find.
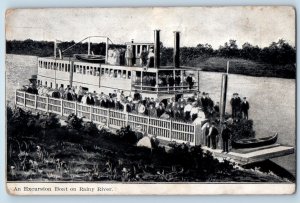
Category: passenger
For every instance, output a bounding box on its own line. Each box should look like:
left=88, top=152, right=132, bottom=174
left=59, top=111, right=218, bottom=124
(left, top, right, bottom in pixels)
left=190, top=103, right=199, bottom=121
left=168, top=75, right=175, bottom=87
left=240, top=97, right=250, bottom=119
left=202, top=122, right=211, bottom=146
left=221, top=123, right=231, bottom=153
left=214, top=102, right=220, bottom=113
left=230, top=93, right=241, bottom=119
left=147, top=48, right=155, bottom=68
left=77, top=86, right=84, bottom=102
left=82, top=94, right=88, bottom=105
left=125, top=46, right=133, bottom=67
left=175, top=75, right=181, bottom=86
left=186, top=74, right=194, bottom=89
left=148, top=104, right=157, bottom=117
left=27, top=83, right=38, bottom=94
left=86, top=93, right=95, bottom=105
left=115, top=98, right=124, bottom=111
left=206, top=93, right=214, bottom=111
left=138, top=102, right=145, bottom=115
left=156, top=103, right=165, bottom=118
left=208, top=122, right=219, bottom=149
left=201, top=92, right=208, bottom=111
left=183, top=102, right=192, bottom=121
left=52, top=88, right=61, bottom=98
left=133, top=90, right=141, bottom=101
left=140, top=47, right=148, bottom=67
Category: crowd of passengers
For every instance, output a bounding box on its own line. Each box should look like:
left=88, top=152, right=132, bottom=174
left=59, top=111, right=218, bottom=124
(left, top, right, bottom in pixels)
left=141, top=73, right=195, bottom=89
left=26, top=84, right=219, bottom=122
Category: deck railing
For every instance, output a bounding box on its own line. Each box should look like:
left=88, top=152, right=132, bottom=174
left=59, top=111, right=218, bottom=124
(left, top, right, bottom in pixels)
left=15, top=90, right=202, bottom=146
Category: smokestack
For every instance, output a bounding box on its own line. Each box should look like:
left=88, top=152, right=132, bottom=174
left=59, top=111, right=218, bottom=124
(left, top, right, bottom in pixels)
left=154, top=30, right=160, bottom=68
left=173, top=31, right=180, bottom=68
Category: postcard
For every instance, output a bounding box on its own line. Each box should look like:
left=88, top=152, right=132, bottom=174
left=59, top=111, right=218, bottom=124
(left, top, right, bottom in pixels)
left=5, top=6, right=296, bottom=195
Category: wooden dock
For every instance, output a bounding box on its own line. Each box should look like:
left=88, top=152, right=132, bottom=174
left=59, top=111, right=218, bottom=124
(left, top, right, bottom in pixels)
left=202, top=144, right=294, bottom=165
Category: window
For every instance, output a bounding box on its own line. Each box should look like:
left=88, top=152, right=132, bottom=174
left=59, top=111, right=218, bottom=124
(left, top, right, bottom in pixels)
left=68, top=64, right=70, bottom=72
left=37, top=80, right=40, bottom=85
left=45, top=81, right=48, bottom=86
left=117, top=70, right=121, bottom=78
left=80, top=65, right=82, bottom=74
left=83, top=66, right=86, bottom=74
left=56, top=83, right=58, bottom=89
left=50, top=82, right=53, bottom=88
left=123, top=70, right=126, bottom=78
left=101, top=68, right=104, bottom=75
left=128, top=71, right=131, bottom=79
left=86, top=66, right=90, bottom=75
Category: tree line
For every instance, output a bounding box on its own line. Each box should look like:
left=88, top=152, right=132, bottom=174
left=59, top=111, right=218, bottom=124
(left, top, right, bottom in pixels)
left=6, top=38, right=296, bottom=78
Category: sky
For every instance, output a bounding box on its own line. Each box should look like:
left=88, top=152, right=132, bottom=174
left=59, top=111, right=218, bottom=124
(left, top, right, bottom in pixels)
left=5, top=6, right=295, bottom=49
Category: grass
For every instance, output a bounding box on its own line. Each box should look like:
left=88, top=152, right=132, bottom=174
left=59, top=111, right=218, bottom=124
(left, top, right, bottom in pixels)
left=7, top=107, right=291, bottom=182
left=186, top=56, right=296, bottom=79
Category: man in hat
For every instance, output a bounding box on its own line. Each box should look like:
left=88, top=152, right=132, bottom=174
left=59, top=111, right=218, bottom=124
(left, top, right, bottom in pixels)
left=240, top=97, right=250, bottom=119
left=208, top=122, right=219, bottom=149
left=140, top=47, right=149, bottom=67
left=86, top=92, right=95, bottom=105
left=186, top=73, right=194, bottom=89
left=221, top=123, right=231, bottom=153
left=230, top=93, right=241, bottom=119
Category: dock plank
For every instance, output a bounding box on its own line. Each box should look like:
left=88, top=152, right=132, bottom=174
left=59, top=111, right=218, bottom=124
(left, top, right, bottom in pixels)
left=202, top=145, right=294, bottom=165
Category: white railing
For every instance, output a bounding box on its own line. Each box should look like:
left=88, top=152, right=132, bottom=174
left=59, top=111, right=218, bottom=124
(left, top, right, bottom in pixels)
left=15, top=90, right=201, bottom=146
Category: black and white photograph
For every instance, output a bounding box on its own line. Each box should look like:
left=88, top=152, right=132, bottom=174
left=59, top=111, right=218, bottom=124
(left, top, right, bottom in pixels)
left=5, top=6, right=296, bottom=195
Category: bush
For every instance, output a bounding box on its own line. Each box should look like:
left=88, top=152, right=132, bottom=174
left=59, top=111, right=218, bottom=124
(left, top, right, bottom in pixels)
left=116, top=126, right=138, bottom=144
left=229, top=119, right=255, bottom=141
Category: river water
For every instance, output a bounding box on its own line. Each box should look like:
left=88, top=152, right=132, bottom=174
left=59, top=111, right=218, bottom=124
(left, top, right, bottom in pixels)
left=5, top=54, right=296, bottom=175
left=198, top=71, right=296, bottom=175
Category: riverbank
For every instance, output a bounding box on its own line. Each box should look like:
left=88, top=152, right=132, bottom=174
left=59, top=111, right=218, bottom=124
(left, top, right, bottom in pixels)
left=7, top=108, right=292, bottom=182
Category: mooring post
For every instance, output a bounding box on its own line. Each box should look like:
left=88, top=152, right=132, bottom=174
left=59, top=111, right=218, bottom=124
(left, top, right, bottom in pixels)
left=219, top=68, right=228, bottom=149
left=220, top=74, right=228, bottom=122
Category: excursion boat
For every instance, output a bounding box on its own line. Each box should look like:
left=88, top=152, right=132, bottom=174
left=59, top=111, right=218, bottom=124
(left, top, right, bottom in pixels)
left=231, top=133, right=278, bottom=149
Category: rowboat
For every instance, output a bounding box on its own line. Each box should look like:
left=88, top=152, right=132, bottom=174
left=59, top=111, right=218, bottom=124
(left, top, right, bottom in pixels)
left=232, top=133, right=278, bottom=149
left=75, top=54, right=106, bottom=63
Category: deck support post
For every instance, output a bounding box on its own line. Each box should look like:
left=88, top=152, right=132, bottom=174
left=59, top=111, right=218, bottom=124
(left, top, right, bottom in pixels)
left=74, top=101, right=77, bottom=116
left=169, top=120, right=172, bottom=141
left=24, top=93, right=26, bottom=107
left=61, top=99, right=63, bottom=116
left=90, top=105, right=92, bottom=121
left=107, top=109, right=110, bottom=127
left=46, top=97, right=49, bottom=113
left=34, top=94, right=37, bottom=109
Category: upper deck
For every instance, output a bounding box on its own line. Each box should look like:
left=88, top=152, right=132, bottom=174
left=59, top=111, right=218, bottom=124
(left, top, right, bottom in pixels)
left=36, top=30, right=200, bottom=97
